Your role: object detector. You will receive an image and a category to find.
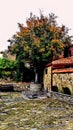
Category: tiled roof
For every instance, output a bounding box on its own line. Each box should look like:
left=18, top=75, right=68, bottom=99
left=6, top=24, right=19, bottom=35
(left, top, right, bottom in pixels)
left=52, top=56, right=73, bottom=67
left=46, top=63, right=52, bottom=67
left=46, top=56, right=73, bottom=68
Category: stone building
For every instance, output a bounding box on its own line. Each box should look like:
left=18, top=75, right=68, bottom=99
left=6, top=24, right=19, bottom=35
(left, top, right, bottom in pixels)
left=43, top=45, right=73, bottom=95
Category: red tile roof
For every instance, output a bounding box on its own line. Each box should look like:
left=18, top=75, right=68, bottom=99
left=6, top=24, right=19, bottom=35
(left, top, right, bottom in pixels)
left=52, top=56, right=73, bottom=67
left=46, top=56, right=73, bottom=68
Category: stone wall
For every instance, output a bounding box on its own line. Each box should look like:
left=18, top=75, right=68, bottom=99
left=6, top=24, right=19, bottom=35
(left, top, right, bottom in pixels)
left=47, top=91, right=73, bottom=104
left=53, top=73, right=73, bottom=94
left=0, top=82, right=30, bottom=92
left=43, top=66, right=52, bottom=91
left=44, top=66, right=73, bottom=94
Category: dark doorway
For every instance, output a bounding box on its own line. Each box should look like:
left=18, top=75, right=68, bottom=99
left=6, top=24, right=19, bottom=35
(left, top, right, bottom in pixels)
left=62, top=87, right=71, bottom=95
left=51, top=85, right=58, bottom=92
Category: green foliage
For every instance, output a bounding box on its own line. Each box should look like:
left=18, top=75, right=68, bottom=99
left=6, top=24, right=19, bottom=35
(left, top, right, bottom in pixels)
left=0, top=58, right=16, bottom=69
left=8, top=12, right=72, bottom=82
left=14, top=59, right=25, bottom=82
left=8, top=12, right=72, bottom=63
left=0, top=58, right=16, bottom=79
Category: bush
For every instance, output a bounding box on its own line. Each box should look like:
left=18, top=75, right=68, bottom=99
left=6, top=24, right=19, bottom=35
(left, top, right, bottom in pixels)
left=0, top=58, right=16, bottom=80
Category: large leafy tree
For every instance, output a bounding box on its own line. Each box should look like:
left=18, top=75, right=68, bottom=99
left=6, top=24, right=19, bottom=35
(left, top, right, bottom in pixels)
left=8, top=12, right=72, bottom=83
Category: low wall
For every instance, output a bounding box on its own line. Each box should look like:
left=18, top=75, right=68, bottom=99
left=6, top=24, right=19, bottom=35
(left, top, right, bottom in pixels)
left=0, top=82, right=30, bottom=92
left=47, top=91, right=73, bottom=104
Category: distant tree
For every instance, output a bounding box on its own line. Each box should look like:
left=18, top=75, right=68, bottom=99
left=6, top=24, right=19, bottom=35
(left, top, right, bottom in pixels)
left=8, top=12, right=72, bottom=83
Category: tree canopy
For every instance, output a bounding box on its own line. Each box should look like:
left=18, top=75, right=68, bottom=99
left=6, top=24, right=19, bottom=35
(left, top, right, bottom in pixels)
left=8, top=12, right=72, bottom=82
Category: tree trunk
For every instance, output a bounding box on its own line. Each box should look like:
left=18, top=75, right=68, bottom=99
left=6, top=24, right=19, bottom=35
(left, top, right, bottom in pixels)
left=34, top=66, right=44, bottom=84
left=34, top=68, right=38, bottom=83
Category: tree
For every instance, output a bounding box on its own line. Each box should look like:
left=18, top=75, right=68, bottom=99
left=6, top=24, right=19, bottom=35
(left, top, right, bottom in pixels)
left=8, top=39, right=26, bottom=81
left=8, top=12, right=72, bottom=83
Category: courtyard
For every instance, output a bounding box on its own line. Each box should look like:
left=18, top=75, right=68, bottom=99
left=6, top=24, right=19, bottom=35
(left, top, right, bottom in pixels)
left=0, top=92, right=73, bottom=130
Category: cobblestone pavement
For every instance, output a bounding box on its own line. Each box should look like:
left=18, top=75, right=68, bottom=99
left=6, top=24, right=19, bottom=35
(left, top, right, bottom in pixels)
left=0, top=92, right=73, bottom=130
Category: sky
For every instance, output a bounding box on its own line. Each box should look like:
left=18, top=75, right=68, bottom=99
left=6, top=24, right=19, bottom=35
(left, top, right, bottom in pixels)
left=0, top=0, right=73, bottom=51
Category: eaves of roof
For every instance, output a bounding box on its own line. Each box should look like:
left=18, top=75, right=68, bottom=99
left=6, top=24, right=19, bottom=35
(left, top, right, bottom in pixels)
left=46, top=56, right=73, bottom=68
left=52, top=68, right=73, bottom=73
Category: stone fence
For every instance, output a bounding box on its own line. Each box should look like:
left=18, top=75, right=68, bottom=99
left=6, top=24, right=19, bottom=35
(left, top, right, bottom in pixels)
left=47, top=91, right=73, bottom=104
left=0, top=82, right=30, bottom=92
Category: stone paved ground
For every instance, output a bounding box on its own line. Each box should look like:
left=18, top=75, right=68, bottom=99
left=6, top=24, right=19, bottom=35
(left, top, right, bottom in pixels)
left=0, top=92, right=73, bottom=130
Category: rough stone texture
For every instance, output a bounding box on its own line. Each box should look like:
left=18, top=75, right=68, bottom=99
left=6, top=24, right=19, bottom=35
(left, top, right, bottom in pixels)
left=53, top=73, right=73, bottom=94
left=43, top=66, right=52, bottom=91
left=29, top=83, right=42, bottom=92
left=0, top=92, right=73, bottom=130
left=47, top=91, right=73, bottom=104
left=0, top=82, right=30, bottom=92
left=44, top=66, right=73, bottom=94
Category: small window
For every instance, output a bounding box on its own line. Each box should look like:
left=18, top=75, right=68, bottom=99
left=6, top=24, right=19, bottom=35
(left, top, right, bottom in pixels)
left=45, top=68, right=48, bottom=74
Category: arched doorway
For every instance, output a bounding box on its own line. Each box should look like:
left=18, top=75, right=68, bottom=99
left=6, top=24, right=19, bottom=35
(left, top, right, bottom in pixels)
left=62, top=87, right=71, bottom=95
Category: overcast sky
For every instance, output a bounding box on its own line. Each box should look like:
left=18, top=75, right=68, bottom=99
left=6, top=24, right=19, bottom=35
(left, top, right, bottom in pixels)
left=0, top=0, right=73, bottom=51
